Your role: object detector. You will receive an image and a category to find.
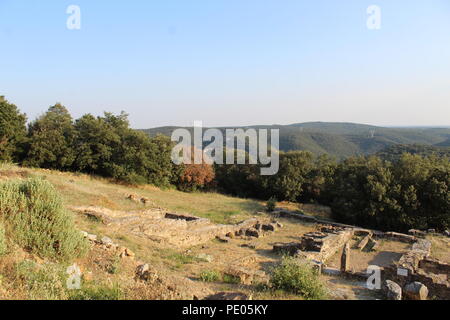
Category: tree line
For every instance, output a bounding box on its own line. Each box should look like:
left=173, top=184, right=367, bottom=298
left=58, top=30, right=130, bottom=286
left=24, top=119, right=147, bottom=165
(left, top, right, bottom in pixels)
left=1, top=96, right=448, bottom=232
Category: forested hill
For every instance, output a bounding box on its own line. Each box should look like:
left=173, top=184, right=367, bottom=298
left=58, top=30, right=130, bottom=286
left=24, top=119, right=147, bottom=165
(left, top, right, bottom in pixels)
left=141, top=122, right=450, bottom=159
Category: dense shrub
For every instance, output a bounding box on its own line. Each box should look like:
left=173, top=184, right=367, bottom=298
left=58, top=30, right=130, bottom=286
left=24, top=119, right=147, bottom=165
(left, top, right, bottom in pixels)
left=0, top=178, right=87, bottom=261
left=266, top=197, right=277, bottom=212
left=270, top=257, right=327, bottom=300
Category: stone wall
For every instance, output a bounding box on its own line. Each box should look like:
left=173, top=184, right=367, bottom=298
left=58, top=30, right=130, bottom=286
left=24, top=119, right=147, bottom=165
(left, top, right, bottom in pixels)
left=273, top=226, right=353, bottom=264
left=419, top=258, right=450, bottom=277
left=382, top=238, right=450, bottom=300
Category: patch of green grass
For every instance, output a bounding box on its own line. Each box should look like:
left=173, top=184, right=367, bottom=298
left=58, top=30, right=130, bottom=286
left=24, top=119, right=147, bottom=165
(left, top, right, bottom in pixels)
left=222, top=273, right=241, bottom=284
left=166, top=252, right=204, bottom=269
left=199, top=270, right=241, bottom=284
left=269, top=257, right=328, bottom=300
left=199, top=270, right=221, bottom=282
left=68, top=283, right=123, bottom=300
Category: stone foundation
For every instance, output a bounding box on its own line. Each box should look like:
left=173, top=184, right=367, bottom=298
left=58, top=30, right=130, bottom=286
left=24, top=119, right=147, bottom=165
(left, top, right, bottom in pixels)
left=70, top=206, right=266, bottom=247
left=273, top=226, right=353, bottom=264
left=382, top=238, right=450, bottom=300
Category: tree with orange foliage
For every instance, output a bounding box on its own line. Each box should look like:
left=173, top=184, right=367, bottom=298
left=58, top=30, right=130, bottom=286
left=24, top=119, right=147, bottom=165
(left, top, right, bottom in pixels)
left=177, top=147, right=215, bottom=192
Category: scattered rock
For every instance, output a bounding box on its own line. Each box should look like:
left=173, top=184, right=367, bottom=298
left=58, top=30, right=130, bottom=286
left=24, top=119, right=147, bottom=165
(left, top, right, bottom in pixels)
left=127, top=194, right=140, bottom=202
left=100, top=236, right=114, bottom=246
left=262, top=223, right=277, bottom=232
left=87, top=234, right=97, bottom=242
left=225, top=232, right=235, bottom=239
left=444, top=230, right=450, bottom=237
left=245, top=228, right=260, bottom=238
left=84, top=210, right=113, bottom=225
left=241, top=243, right=256, bottom=249
left=408, top=229, right=426, bottom=237
left=136, top=263, right=150, bottom=274
left=118, top=246, right=135, bottom=259
left=383, top=280, right=402, bottom=300
left=273, top=242, right=302, bottom=255
left=427, top=229, right=436, bottom=234
left=80, top=231, right=88, bottom=238
left=125, top=248, right=135, bottom=257
left=216, top=236, right=230, bottom=243
left=224, top=267, right=254, bottom=285
left=404, top=282, right=429, bottom=300
left=196, top=253, right=214, bottom=263
left=136, top=264, right=158, bottom=283
left=357, top=235, right=371, bottom=251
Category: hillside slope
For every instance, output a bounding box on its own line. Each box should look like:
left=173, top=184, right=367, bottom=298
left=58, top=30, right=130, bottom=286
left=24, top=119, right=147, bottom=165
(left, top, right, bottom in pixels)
left=141, top=122, right=450, bottom=159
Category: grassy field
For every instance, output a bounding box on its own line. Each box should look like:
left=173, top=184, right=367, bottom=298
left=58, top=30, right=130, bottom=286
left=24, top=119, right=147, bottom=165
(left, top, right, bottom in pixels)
left=0, top=164, right=264, bottom=225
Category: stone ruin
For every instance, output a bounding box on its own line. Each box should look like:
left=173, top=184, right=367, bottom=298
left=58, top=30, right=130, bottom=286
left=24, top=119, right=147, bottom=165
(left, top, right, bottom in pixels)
left=382, top=238, right=450, bottom=299
left=71, top=206, right=280, bottom=248
left=273, top=225, right=353, bottom=265
left=271, top=210, right=450, bottom=300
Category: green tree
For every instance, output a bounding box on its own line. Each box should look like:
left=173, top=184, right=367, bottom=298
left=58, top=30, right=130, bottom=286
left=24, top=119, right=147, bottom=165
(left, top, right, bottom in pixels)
left=72, top=113, right=121, bottom=176
left=262, top=151, right=315, bottom=202
left=302, top=154, right=336, bottom=203
left=147, top=134, right=182, bottom=187
left=328, top=154, right=449, bottom=232
left=73, top=112, right=178, bottom=187
left=24, top=104, right=75, bottom=170
left=214, top=149, right=261, bottom=198
left=0, top=96, right=27, bottom=162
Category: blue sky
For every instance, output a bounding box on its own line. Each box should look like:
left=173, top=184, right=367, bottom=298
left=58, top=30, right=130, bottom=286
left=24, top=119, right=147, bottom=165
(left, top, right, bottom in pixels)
left=1, top=0, right=449, bottom=128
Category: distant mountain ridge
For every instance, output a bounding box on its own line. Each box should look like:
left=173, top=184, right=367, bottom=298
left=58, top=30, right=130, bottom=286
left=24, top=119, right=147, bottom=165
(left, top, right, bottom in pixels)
left=140, top=122, right=450, bottom=159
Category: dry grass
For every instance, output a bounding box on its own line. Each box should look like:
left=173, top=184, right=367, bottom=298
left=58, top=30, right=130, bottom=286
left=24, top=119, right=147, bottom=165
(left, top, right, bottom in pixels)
left=428, top=235, right=450, bottom=264
left=326, top=238, right=410, bottom=272
left=22, top=167, right=264, bottom=225
left=277, top=201, right=333, bottom=220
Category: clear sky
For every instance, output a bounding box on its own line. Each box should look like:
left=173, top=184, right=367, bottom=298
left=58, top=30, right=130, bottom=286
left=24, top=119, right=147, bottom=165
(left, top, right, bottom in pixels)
left=1, top=0, right=449, bottom=128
